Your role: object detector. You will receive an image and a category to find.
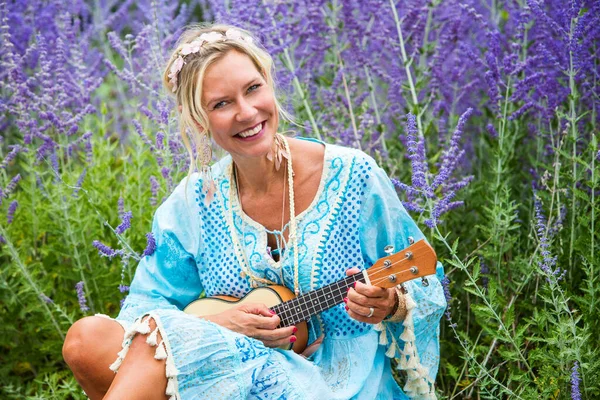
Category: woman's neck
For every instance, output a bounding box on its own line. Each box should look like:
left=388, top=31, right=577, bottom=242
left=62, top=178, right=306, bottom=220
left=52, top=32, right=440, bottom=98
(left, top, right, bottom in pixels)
left=231, top=152, right=287, bottom=195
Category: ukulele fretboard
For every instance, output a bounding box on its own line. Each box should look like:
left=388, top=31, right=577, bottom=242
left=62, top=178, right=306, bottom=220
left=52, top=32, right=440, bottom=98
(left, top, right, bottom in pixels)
left=270, top=273, right=367, bottom=328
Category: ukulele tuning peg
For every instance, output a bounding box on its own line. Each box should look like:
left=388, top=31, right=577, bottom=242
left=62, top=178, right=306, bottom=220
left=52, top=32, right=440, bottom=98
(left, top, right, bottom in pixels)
left=421, top=277, right=429, bottom=287
left=398, top=283, right=408, bottom=294
left=408, top=236, right=415, bottom=245
left=384, top=245, right=394, bottom=255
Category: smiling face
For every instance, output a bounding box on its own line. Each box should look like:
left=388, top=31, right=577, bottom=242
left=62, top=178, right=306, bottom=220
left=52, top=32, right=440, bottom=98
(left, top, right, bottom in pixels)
left=201, top=50, right=278, bottom=160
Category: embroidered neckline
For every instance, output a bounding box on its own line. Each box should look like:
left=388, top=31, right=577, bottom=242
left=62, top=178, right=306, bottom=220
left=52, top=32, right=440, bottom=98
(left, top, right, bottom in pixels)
left=228, top=140, right=331, bottom=270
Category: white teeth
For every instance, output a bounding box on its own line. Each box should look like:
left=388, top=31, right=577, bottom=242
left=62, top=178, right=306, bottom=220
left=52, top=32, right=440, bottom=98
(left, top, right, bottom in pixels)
left=238, top=123, right=262, bottom=138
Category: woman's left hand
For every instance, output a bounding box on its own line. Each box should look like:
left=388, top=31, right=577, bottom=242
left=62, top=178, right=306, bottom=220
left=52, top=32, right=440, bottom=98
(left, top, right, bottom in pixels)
left=344, top=267, right=397, bottom=324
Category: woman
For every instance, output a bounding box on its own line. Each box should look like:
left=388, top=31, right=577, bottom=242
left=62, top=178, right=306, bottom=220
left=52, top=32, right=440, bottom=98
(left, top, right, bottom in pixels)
left=62, top=23, right=446, bottom=400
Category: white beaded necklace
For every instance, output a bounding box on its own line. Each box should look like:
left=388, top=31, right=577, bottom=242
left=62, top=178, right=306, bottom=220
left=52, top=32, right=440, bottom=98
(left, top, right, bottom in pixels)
left=228, top=135, right=301, bottom=295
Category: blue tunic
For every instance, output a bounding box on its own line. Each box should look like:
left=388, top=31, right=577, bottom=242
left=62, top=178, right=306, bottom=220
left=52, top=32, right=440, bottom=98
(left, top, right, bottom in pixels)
left=112, top=138, right=446, bottom=399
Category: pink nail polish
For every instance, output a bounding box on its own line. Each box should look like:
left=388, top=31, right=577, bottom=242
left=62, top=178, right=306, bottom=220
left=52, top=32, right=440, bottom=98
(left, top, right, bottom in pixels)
left=292, top=326, right=298, bottom=333
left=290, top=336, right=297, bottom=343
left=269, top=310, right=276, bottom=315
left=354, top=282, right=357, bottom=288
left=343, top=297, right=348, bottom=303
left=345, top=305, right=349, bottom=311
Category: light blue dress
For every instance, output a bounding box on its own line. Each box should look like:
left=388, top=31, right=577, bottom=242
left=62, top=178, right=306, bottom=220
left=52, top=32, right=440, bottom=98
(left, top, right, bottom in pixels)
left=110, top=138, right=446, bottom=400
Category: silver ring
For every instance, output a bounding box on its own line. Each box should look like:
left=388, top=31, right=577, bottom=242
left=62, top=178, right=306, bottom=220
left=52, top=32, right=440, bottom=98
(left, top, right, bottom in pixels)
left=367, top=307, right=375, bottom=318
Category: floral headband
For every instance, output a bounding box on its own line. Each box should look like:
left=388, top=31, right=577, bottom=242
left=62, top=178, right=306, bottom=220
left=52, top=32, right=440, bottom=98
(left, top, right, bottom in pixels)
left=168, top=28, right=254, bottom=92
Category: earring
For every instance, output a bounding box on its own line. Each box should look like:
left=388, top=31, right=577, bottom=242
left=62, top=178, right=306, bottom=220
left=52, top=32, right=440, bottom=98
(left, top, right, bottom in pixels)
left=267, top=133, right=290, bottom=171
left=199, top=133, right=216, bottom=205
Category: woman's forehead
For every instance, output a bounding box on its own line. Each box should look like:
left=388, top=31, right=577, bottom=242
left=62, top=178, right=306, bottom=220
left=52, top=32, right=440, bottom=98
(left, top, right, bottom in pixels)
left=203, top=51, right=262, bottom=96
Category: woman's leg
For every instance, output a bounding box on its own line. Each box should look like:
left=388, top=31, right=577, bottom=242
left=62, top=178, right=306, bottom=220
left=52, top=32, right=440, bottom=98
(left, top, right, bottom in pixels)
left=103, top=316, right=168, bottom=400
left=62, top=316, right=124, bottom=399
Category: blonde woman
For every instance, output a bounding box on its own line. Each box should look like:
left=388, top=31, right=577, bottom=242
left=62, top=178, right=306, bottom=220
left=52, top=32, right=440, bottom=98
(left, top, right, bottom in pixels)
left=62, top=24, right=446, bottom=400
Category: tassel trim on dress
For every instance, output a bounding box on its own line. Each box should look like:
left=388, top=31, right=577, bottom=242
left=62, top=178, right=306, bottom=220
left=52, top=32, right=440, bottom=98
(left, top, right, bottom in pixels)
left=374, top=291, right=437, bottom=400
left=108, top=313, right=181, bottom=400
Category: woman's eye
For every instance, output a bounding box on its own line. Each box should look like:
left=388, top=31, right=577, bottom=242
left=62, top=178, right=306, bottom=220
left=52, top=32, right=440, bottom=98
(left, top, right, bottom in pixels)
left=248, top=84, right=261, bottom=92
left=214, top=101, right=226, bottom=109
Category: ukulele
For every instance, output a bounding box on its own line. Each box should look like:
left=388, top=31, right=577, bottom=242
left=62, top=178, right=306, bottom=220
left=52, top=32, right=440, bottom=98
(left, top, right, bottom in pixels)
left=183, top=239, right=437, bottom=354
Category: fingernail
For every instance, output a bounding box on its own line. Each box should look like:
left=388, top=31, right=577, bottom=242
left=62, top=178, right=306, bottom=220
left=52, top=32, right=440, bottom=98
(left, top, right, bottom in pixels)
left=290, top=336, right=297, bottom=343
left=269, top=310, right=276, bottom=315
left=343, top=297, right=348, bottom=303
left=292, top=326, right=298, bottom=333
left=347, top=287, right=351, bottom=292
left=345, top=305, right=349, bottom=311
left=354, top=282, right=357, bottom=288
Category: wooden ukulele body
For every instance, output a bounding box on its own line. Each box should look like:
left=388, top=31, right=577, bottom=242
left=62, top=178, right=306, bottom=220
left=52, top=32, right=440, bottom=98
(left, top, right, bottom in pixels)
left=184, top=285, right=309, bottom=353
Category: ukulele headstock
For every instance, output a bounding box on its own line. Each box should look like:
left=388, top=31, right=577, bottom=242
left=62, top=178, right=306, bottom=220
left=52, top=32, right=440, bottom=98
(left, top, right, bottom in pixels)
left=366, top=239, right=437, bottom=289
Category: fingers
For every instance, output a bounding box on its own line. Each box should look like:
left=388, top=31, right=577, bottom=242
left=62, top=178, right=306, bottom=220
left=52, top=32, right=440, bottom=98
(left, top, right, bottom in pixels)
left=345, top=282, right=394, bottom=324
left=345, top=267, right=361, bottom=276
left=254, top=325, right=298, bottom=348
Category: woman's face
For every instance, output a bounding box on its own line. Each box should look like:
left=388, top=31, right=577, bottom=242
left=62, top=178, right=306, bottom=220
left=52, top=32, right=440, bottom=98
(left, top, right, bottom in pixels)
left=201, top=50, right=278, bottom=161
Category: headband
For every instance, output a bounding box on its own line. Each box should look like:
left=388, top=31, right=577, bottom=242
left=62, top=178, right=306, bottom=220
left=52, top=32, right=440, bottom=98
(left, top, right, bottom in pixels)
left=168, top=28, right=254, bottom=92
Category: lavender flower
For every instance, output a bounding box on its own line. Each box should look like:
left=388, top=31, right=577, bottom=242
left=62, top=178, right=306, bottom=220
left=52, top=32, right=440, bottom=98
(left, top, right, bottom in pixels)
left=7, top=200, right=18, bottom=224
left=92, top=240, right=120, bottom=259
left=115, top=211, right=132, bottom=234
left=441, top=275, right=452, bottom=321
left=4, top=174, right=21, bottom=197
left=150, top=176, right=159, bottom=207
left=75, top=281, right=89, bottom=312
left=72, top=168, right=87, bottom=198
left=142, top=232, right=156, bottom=257
left=118, top=284, right=130, bottom=293
left=39, top=293, right=54, bottom=304
left=571, top=361, right=581, bottom=400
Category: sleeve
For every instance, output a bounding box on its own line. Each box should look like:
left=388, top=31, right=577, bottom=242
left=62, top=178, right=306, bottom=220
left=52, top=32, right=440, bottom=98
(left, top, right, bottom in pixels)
left=357, top=157, right=446, bottom=398
left=116, top=176, right=204, bottom=327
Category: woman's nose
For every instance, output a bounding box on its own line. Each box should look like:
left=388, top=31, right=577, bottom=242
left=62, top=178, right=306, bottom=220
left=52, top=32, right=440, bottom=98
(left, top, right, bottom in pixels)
left=235, top=97, right=258, bottom=122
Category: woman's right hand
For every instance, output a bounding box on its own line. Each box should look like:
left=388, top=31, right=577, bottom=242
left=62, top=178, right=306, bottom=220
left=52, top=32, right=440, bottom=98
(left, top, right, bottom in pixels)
left=203, top=303, right=297, bottom=348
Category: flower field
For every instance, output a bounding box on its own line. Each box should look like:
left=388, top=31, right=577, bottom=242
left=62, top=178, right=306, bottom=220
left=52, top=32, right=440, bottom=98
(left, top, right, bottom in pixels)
left=1, top=0, right=599, bottom=398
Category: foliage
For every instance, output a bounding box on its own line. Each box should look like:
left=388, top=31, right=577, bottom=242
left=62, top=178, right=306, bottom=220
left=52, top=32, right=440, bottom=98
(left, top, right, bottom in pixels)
left=1, top=0, right=598, bottom=398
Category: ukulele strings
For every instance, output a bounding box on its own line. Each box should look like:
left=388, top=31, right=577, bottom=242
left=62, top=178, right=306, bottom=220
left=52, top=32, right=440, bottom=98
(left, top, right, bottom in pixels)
left=361, top=254, right=431, bottom=287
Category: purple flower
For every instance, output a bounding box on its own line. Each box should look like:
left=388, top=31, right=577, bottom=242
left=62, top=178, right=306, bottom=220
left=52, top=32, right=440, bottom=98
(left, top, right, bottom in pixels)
left=118, top=284, right=130, bottom=293
left=571, top=361, right=581, bottom=400
left=4, top=174, right=21, bottom=197
left=92, top=240, right=120, bottom=259
left=150, top=176, right=159, bottom=207
left=7, top=200, right=18, bottom=224
left=39, top=293, right=54, bottom=304
left=115, top=211, right=132, bottom=234
left=75, top=281, right=90, bottom=312
left=72, top=168, right=87, bottom=198
left=441, top=275, right=452, bottom=321
left=142, top=232, right=156, bottom=257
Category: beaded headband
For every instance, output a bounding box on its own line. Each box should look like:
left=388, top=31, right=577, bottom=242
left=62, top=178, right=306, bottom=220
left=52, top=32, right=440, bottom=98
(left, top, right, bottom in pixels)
left=167, top=28, right=254, bottom=93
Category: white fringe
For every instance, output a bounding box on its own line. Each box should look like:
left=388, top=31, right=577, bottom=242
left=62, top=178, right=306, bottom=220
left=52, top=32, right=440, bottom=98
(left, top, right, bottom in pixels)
left=376, top=290, right=437, bottom=399
left=107, top=313, right=181, bottom=400
left=146, top=327, right=159, bottom=346
left=155, top=341, right=168, bottom=360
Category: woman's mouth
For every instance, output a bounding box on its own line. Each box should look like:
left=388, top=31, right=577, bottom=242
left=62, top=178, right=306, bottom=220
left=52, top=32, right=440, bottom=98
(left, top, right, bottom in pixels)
left=235, top=120, right=266, bottom=141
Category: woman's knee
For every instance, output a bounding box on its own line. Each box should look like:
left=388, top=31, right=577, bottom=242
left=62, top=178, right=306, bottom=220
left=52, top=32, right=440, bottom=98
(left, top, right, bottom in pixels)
left=63, top=316, right=124, bottom=371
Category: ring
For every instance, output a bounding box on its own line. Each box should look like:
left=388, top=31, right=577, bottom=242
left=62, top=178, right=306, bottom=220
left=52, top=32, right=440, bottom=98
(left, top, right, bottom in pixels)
left=367, top=307, right=374, bottom=318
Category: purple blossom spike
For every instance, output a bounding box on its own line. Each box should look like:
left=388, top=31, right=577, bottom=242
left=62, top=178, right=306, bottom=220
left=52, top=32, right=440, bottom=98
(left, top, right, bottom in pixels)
left=142, top=232, right=156, bottom=257
left=93, top=240, right=120, bottom=259
left=117, top=197, right=125, bottom=215
left=39, top=293, right=54, bottom=304
left=4, top=174, right=21, bottom=197
left=118, top=284, right=130, bottom=293
left=441, top=275, right=452, bottom=321
left=571, top=361, right=581, bottom=400
left=7, top=200, right=18, bottom=224
left=115, top=211, right=132, bottom=234
left=75, top=281, right=90, bottom=312
left=72, top=168, right=87, bottom=198
left=150, top=176, right=159, bottom=206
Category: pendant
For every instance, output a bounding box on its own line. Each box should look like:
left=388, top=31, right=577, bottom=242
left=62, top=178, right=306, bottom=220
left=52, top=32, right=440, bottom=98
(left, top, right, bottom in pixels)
left=240, top=271, right=247, bottom=279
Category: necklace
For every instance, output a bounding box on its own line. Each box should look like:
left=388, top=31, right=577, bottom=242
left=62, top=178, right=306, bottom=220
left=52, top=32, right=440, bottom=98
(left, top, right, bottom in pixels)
left=228, top=135, right=301, bottom=295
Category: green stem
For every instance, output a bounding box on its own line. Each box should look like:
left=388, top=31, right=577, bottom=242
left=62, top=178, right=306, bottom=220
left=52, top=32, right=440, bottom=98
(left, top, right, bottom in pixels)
left=0, top=225, right=65, bottom=340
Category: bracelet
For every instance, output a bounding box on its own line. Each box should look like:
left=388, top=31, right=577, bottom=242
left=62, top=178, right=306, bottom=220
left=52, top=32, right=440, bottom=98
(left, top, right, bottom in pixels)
left=384, top=286, right=407, bottom=323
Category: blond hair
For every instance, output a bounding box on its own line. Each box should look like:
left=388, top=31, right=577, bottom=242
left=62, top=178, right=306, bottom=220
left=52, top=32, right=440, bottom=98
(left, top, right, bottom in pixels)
left=163, top=23, right=296, bottom=177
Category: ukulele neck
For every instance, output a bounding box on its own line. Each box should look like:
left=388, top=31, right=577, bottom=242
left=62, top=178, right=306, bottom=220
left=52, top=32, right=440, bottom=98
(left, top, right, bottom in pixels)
left=270, top=272, right=367, bottom=328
